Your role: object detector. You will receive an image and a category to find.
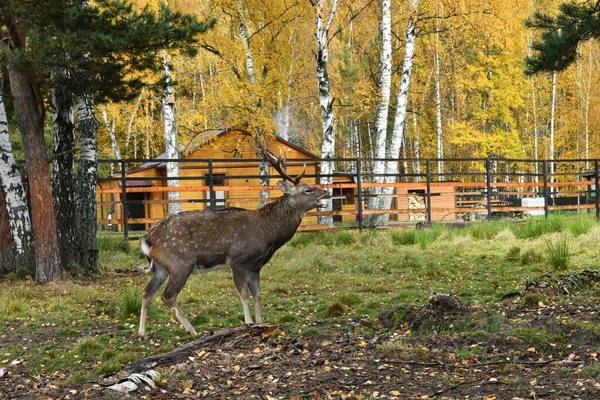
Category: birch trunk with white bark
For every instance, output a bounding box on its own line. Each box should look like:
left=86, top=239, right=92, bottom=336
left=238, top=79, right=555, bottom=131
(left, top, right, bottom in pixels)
left=366, top=0, right=393, bottom=227
left=75, top=94, right=99, bottom=271
left=237, top=0, right=270, bottom=205
left=0, top=74, right=34, bottom=275
left=52, top=70, right=79, bottom=273
left=162, top=57, right=182, bottom=216
left=101, top=106, right=122, bottom=160
left=311, top=0, right=338, bottom=227
left=385, top=0, right=418, bottom=191
left=549, top=70, right=557, bottom=184
left=434, top=47, right=443, bottom=179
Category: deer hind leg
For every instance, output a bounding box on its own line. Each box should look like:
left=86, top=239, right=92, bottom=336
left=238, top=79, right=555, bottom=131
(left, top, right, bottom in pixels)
left=247, top=270, right=262, bottom=324
left=232, top=268, right=253, bottom=324
left=161, top=271, right=197, bottom=336
left=138, top=260, right=167, bottom=338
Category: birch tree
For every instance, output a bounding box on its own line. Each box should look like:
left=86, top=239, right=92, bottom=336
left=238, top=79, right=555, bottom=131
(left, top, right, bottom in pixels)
left=51, top=70, right=78, bottom=273
left=75, top=94, right=99, bottom=271
left=385, top=0, right=418, bottom=201
left=367, top=0, right=393, bottom=227
left=0, top=186, right=15, bottom=274
left=162, top=54, right=182, bottom=216
left=0, top=73, right=34, bottom=276
left=310, top=0, right=339, bottom=227
left=434, top=14, right=444, bottom=179
left=549, top=70, right=557, bottom=183
left=236, top=0, right=270, bottom=205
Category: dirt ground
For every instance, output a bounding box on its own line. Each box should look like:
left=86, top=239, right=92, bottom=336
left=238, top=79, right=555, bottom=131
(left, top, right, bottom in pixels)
left=3, top=287, right=600, bottom=399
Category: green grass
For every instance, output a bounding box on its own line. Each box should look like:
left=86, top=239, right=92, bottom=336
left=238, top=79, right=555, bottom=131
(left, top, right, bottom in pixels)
left=2, top=214, right=600, bottom=387
left=545, top=233, right=573, bottom=271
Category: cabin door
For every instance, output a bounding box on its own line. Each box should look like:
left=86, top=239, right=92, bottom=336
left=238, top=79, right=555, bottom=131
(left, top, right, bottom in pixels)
left=127, top=192, right=146, bottom=231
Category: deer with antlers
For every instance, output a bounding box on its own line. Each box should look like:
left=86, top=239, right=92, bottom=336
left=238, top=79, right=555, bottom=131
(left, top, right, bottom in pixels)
left=137, top=137, right=329, bottom=338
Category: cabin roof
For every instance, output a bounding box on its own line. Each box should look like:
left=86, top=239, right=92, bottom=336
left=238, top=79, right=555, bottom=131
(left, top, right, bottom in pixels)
left=122, top=129, right=318, bottom=175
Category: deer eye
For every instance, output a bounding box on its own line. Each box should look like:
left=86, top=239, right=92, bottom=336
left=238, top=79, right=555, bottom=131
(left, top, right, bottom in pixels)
left=304, top=188, right=313, bottom=194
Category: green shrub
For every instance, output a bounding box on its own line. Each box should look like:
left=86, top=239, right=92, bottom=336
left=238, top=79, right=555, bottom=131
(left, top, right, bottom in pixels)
left=545, top=233, right=572, bottom=271
left=521, top=249, right=542, bottom=265
left=97, top=235, right=130, bottom=253
left=505, top=246, right=521, bottom=262
left=333, top=230, right=356, bottom=245
left=391, top=229, right=417, bottom=245
left=119, top=287, right=142, bottom=320
left=323, top=301, right=345, bottom=318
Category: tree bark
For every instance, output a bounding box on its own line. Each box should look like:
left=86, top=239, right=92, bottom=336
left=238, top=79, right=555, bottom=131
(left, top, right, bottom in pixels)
left=549, top=70, right=557, bottom=184
left=367, top=0, right=393, bottom=227
left=52, top=71, right=79, bottom=274
left=8, top=66, right=62, bottom=283
left=75, top=94, right=99, bottom=271
left=162, top=55, right=182, bottom=216
left=0, top=72, right=35, bottom=276
left=311, top=0, right=338, bottom=227
left=384, top=0, right=418, bottom=208
left=237, top=0, right=257, bottom=85
left=434, top=45, right=444, bottom=179
left=0, top=180, right=16, bottom=274
left=101, top=106, right=122, bottom=160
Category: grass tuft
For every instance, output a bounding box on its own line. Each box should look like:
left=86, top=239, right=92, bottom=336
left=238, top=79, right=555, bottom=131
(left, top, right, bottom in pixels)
left=545, top=233, right=572, bottom=271
left=119, top=287, right=142, bottom=320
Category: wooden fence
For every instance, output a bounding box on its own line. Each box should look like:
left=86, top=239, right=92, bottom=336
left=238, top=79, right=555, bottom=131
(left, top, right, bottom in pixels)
left=96, top=157, right=600, bottom=238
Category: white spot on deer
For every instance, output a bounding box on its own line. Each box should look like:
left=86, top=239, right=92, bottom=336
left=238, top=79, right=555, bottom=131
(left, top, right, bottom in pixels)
left=140, top=239, right=150, bottom=256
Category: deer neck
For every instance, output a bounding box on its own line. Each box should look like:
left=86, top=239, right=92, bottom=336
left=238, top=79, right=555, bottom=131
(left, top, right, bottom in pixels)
left=258, top=195, right=305, bottom=242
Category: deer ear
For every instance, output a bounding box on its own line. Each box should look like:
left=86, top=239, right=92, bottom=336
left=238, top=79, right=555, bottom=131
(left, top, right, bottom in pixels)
left=277, top=180, right=294, bottom=194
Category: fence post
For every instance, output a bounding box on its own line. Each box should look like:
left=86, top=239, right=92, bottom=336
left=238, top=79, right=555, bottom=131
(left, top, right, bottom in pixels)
left=595, top=159, right=599, bottom=221
left=120, top=159, right=129, bottom=239
left=485, top=158, right=492, bottom=221
left=355, top=158, right=363, bottom=232
left=426, top=159, right=432, bottom=223
left=542, top=160, right=549, bottom=219
left=208, top=159, right=215, bottom=210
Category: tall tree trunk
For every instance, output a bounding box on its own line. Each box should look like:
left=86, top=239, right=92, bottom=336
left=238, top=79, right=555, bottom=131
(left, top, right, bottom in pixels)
left=367, top=0, right=393, bottom=227
left=75, top=94, right=99, bottom=271
left=237, top=0, right=270, bottom=205
left=125, top=89, right=144, bottom=158
left=0, top=72, right=34, bottom=276
left=101, top=106, right=122, bottom=159
left=162, top=55, right=182, bottom=216
left=8, top=66, right=62, bottom=283
left=311, top=0, right=338, bottom=227
left=434, top=4, right=444, bottom=180
left=0, top=186, right=15, bottom=274
left=531, top=76, right=539, bottom=183
left=276, top=29, right=296, bottom=142
left=549, top=70, right=557, bottom=184
left=385, top=0, right=418, bottom=193
left=237, top=0, right=257, bottom=84
left=52, top=71, right=79, bottom=274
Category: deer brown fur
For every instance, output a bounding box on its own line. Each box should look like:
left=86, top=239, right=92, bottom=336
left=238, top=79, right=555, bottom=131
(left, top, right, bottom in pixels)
left=138, top=146, right=328, bottom=338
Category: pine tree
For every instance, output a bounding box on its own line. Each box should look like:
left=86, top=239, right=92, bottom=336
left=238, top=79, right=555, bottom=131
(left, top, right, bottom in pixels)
left=526, top=1, right=600, bottom=74
left=0, top=0, right=215, bottom=281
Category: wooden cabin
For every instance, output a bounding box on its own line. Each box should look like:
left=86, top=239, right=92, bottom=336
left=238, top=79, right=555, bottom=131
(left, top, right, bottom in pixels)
left=97, top=129, right=322, bottom=232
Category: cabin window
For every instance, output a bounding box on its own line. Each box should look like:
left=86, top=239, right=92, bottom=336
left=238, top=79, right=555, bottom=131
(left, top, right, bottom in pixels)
left=205, top=174, right=226, bottom=208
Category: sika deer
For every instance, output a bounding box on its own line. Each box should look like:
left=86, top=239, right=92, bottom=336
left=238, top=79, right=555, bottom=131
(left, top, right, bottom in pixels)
left=137, top=142, right=329, bottom=338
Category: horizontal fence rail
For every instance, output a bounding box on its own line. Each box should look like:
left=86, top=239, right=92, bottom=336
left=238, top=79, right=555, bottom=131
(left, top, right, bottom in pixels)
left=95, top=157, right=600, bottom=238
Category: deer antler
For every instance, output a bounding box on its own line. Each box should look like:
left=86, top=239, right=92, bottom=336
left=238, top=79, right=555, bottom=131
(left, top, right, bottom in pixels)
left=253, top=134, right=306, bottom=185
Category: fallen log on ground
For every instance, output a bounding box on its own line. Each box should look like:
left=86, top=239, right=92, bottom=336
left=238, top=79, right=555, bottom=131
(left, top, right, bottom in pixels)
left=125, top=324, right=279, bottom=374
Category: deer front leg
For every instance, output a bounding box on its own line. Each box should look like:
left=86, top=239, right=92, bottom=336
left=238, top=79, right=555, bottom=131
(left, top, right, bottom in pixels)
left=248, top=270, right=262, bottom=324
left=161, top=272, right=197, bottom=335
left=232, top=268, right=253, bottom=324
